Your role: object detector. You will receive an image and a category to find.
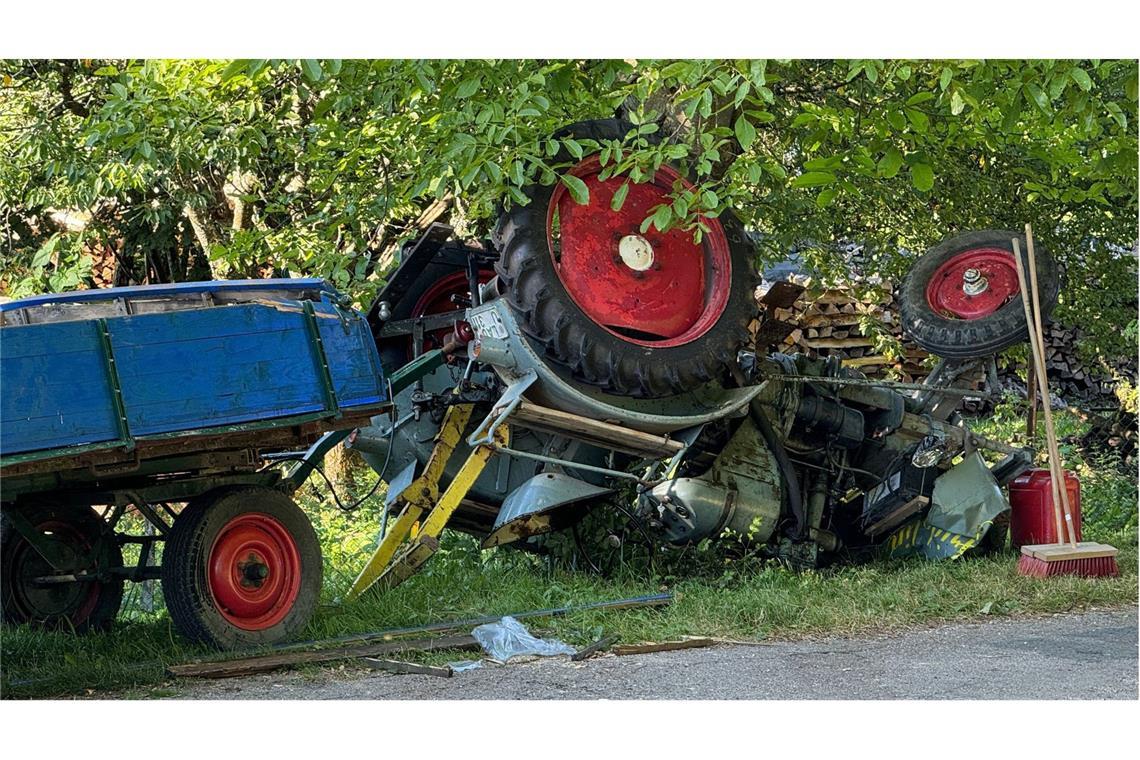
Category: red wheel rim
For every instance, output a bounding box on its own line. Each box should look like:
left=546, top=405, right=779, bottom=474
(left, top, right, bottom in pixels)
left=12, top=519, right=100, bottom=623
left=924, top=247, right=1020, bottom=319
left=547, top=156, right=732, bottom=347
left=207, top=513, right=302, bottom=631
left=407, top=269, right=493, bottom=357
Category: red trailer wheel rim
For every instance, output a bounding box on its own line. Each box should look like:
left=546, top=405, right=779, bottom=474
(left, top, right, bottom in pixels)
left=546, top=156, right=732, bottom=346
left=924, top=247, right=1020, bottom=320
left=12, top=519, right=100, bottom=623
left=207, top=513, right=301, bottom=631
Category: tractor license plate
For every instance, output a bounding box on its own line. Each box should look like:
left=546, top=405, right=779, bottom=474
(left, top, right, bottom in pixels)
left=469, top=308, right=509, bottom=340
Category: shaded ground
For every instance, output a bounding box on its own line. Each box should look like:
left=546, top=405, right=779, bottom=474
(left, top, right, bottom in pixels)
left=156, top=607, right=1137, bottom=700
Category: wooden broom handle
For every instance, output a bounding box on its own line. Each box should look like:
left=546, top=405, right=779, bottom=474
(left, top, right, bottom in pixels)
left=1025, top=224, right=1078, bottom=545
left=1012, top=238, right=1067, bottom=545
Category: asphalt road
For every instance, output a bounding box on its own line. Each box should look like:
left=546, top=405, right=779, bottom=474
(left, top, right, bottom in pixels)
left=165, top=607, right=1137, bottom=700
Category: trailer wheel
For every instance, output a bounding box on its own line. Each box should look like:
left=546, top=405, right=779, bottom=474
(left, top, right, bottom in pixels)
left=1, top=504, right=124, bottom=632
left=898, top=230, right=1060, bottom=359
left=161, top=488, right=321, bottom=648
left=494, top=119, right=759, bottom=398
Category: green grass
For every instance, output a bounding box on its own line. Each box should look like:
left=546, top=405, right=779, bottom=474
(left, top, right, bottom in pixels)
left=2, top=407, right=1136, bottom=699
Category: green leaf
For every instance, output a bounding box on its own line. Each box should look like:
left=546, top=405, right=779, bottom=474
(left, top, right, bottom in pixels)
left=906, top=92, right=935, bottom=106
left=905, top=108, right=929, bottom=133
left=911, top=163, right=934, bottom=192
left=734, top=115, right=756, bottom=151
left=31, top=234, right=59, bottom=270
left=1105, top=102, right=1127, bottom=130
left=791, top=171, right=836, bottom=188
left=610, top=182, right=630, bottom=211
left=563, top=138, right=584, bottom=160
left=950, top=90, right=965, bottom=116
left=1026, top=83, right=1049, bottom=112
left=939, top=67, right=953, bottom=91
left=651, top=203, right=673, bottom=232
left=1069, top=67, right=1093, bottom=92
left=110, top=82, right=128, bottom=99
left=455, top=78, right=481, bottom=98
left=561, top=174, right=590, bottom=205
left=300, top=59, right=323, bottom=83
left=733, top=80, right=751, bottom=108
left=673, top=194, right=689, bottom=219
left=886, top=110, right=907, bottom=131
left=221, top=60, right=249, bottom=82
left=508, top=186, right=531, bottom=207
left=816, top=188, right=837, bottom=208
left=878, top=147, right=904, bottom=178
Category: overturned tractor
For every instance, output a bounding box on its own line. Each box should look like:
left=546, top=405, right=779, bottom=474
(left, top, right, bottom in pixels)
left=347, top=119, right=1057, bottom=597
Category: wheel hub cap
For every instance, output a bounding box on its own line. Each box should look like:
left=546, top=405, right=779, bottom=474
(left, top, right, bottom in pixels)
left=617, top=234, right=655, bottom=271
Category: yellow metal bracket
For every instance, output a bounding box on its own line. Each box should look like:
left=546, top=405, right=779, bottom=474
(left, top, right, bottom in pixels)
left=346, top=403, right=476, bottom=600
left=371, top=422, right=508, bottom=592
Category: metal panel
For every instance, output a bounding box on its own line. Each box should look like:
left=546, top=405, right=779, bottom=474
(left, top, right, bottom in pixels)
left=483, top=472, right=614, bottom=548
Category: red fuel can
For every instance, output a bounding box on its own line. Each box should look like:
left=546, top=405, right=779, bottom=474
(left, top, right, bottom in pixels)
left=1007, top=469, right=1082, bottom=549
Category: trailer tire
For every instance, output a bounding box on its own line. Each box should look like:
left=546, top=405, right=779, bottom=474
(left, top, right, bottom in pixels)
left=1, top=504, right=123, bottom=632
left=898, top=230, right=1060, bottom=359
left=161, top=488, right=321, bottom=649
left=493, top=119, right=759, bottom=398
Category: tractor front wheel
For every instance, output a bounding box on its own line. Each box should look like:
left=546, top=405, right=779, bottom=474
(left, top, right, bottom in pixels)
left=899, top=230, right=1060, bottom=359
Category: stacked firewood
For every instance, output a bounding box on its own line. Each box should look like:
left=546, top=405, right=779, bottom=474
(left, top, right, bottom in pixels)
left=88, top=239, right=121, bottom=288
left=756, top=283, right=935, bottom=382
left=754, top=281, right=1134, bottom=407
left=1036, top=322, right=1133, bottom=404
left=1071, top=410, right=1138, bottom=471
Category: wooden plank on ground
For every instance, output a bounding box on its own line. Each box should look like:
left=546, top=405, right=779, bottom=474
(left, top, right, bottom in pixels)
left=613, top=638, right=716, bottom=656
left=360, top=658, right=453, bottom=678
left=168, top=633, right=479, bottom=679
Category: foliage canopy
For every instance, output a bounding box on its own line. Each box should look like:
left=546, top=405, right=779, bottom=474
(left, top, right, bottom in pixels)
left=2, top=58, right=1136, bottom=358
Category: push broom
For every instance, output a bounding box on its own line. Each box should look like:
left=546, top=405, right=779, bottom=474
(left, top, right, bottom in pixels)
left=1014, top=223, right=1118, bottom=577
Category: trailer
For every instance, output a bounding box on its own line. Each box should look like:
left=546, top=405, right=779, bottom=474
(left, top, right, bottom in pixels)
left=0, top=279, right=388, bottom=648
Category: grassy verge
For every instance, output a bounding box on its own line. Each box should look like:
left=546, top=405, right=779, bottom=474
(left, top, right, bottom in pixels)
left=2, top=407, right=1136, bottom=699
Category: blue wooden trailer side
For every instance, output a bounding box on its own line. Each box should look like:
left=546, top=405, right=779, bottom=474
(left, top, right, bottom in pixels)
left=0, top=279, right=387, bottom=465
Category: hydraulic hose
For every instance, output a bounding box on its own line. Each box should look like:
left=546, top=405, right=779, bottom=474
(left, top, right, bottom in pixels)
left=729, top=365, right=807, bottom=541
left=748, top=398, right=808, bottom=541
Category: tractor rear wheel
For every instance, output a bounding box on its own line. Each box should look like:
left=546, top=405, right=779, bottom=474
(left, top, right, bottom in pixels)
left=494, top=119, right=759, bottom=398
left=161, top=488, right=321, bottom=649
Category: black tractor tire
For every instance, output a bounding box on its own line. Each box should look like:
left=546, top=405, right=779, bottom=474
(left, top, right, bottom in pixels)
left=1, top=504, right=124, bottom=632
left=493, top=118, right=760, bottom=398
left=898, top=230, right=1060, bottom=359
left=161, top=488, right=322, bottom=649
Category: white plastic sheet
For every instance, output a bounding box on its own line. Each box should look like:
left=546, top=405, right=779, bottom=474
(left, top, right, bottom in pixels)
left=471, top=616, right=575, bottom=661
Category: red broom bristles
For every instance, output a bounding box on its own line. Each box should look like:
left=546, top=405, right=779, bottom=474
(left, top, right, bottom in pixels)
left=1017, top=554, right=1120, bottom=578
